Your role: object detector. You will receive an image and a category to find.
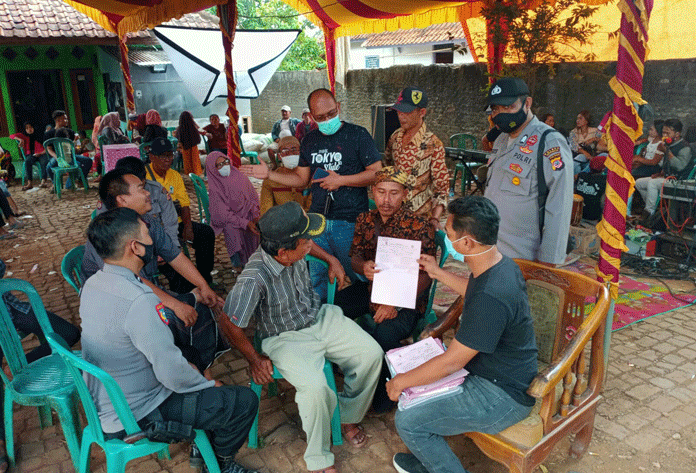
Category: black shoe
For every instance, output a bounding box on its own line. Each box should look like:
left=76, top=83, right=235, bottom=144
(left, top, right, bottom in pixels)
left=190, top=444, right=204, bottom=469
left=393, top=453, right=429, bottom=473
left=220, top=460, right=259, bottom=473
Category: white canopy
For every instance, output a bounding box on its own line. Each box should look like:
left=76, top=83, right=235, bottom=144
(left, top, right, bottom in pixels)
left=153, top=26, right=300, bottom=105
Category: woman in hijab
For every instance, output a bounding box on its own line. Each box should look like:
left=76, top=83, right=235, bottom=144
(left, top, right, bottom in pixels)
left=98, top=112, right=130, bottom=145
left=174, top=111, right=203, bottom=175
left=206, top=151, right=260, bottom=272
left=142, top=109, right=168, bottom=143
left=11, top=121, right=48, bottom=190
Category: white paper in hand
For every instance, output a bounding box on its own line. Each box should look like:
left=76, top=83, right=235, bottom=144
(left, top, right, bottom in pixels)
left=371, top=236, right=421, bottom=309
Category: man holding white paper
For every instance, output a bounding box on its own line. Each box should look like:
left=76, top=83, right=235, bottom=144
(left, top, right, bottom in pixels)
left=341, top=167, right=437, bottom=413
left=387, top=196, right=538, bottom=473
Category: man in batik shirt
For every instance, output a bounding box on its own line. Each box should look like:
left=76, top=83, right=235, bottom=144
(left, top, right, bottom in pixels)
left=384, top=87, right=450, bottom=228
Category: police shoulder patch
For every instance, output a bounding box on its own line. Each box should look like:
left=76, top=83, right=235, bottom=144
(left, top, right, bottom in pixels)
left=549, top=153, right=564, bottom=171
left=156, top=302, right=169, bottom=325
left=543, top=146, right=560, bottom=157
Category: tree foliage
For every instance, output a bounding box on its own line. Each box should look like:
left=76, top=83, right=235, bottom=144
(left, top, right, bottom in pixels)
left=211, top=0, right=326, bottom=71
left=481, top=0, right=601, bottom=65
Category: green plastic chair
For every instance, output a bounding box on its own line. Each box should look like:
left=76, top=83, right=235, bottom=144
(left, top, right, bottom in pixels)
left=43, top=138, right=89, bottom=199
left=449, top=133, right=480, bottom=196
left=139, top=141, right=152, bottom=162
left=239, top=139, right=259, bottom=165
left=247, top=255, right=341, bottom=449
left=0, top=279, right=82, bottom=470
left=358, top=230, right=449, bottom=342
left=45, top=333, right=221, bottom=473
left=189, top=173, right=210, bottom=224
left=61, top=245, right=86, bottom=294
left=368, top=198, right=376, bottom=210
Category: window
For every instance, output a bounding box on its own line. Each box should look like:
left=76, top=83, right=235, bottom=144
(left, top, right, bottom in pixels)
left=365, top=55, right=379, bottom=69
left=433, top=43, right=454, bottom=64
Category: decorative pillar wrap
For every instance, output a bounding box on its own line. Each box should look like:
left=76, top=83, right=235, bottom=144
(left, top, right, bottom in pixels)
left=218, top=0, right=242, bottom=168
left=323, top=26, right=336, bottom=94
left=118, top=34, right=135, bottom=114
left=596, top=0, right=653, bottom=298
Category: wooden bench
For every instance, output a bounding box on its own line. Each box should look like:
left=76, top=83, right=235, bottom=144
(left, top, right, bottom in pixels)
left=420, top=259, right=611, bottom=473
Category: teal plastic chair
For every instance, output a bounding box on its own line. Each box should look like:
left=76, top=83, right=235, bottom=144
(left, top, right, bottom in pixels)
left=0, top=279, right=82, bottom=470
left=449, top=133, right=480, bottom=196
left=368, top=198, right=376, bottom=210
left=247, top=255, right=341, bottom=449
left=43, top=138, right=89, bottom=199
left=139, top=141, right=152, bottom=162
left=45, top=333, right=221, bottom=473
left=239, top=140, right=259, bottom=165
left=61, top=245, right=86, bottom=294
left=358, top=230, right=449, bottom=342
left=189, top=173, right=210, bottom=224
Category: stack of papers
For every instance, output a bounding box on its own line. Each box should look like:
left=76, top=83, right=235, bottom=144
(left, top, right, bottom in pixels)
left=385, top=337, right=468, bottom=410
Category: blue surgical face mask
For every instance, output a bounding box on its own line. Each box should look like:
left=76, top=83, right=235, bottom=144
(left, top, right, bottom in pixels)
left=444, top=234, right=465, bottom=262
left=317, top=115, right=342, bottom=135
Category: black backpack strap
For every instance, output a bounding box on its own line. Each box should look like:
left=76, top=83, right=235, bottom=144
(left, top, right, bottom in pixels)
left=536, top=129, right=557, bottom=236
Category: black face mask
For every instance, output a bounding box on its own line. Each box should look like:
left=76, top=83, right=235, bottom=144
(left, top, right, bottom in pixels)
left=492, top=105, right=528, bottom=134
left=134, top=241, right=154, bottom=267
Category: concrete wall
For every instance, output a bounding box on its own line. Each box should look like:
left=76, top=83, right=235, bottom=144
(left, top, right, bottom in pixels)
left=251, top=59, right=696, bottom=142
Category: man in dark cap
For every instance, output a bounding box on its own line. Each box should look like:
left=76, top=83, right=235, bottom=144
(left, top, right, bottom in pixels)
left=221, top=201, right=382, bottom=473
left=384, top=87, right=449, bottom=227
left=483, top=77, right=573, bottom=266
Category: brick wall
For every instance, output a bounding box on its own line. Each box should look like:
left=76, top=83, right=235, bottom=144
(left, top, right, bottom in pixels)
left=251, top=59, right=696, bottom=143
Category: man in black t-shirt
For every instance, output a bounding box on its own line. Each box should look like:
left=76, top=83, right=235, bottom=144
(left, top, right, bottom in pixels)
left=387, top=196, right=538, bottom=473
left=242, top=88, right=382, bottom=300
left=44, top=110, right=93, bottom=187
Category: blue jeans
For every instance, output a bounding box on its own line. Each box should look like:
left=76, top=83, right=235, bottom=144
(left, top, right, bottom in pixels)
left=47, top=155, right=92, bottom=187
left=309, top=219, right=357, bottom=301
left=395, top=375, right=533, bottom=473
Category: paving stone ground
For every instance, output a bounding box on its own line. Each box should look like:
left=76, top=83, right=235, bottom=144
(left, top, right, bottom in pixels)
left=3, top=175, right=696, bottom=473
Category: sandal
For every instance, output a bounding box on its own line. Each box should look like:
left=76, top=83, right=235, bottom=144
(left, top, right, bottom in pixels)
left=0, top=233, right=17, bottom=240
left=342, top=423, right=367, bottom=448
left=21, top=184, right=33, bottom=191
left=39, top=182, right=51, bottom=189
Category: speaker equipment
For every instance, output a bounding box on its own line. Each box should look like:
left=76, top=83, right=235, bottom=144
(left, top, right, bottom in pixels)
left=371, top=104, right=400, bottom=153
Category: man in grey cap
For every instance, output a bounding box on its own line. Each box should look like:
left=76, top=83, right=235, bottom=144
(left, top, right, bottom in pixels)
left=483, top=77, right=573, bottom=266
left=221, top=201, right=382, bottom=473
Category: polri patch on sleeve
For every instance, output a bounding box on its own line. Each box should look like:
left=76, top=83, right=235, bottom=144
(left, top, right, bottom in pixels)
left=156, top=302, right=169, bottom=325
left=543, top=146, right=560, bottom=157
left=549, top=153, right=564, bottom=171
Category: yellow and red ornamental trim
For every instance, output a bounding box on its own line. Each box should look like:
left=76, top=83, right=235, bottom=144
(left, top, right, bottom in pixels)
left=596, top=0, right=653, bottom=298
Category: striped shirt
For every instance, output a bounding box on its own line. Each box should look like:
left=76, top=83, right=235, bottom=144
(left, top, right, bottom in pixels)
left=223, top=247, right=320, bottom=338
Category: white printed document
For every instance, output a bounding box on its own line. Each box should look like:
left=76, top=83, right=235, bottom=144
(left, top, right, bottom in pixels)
left=370, top=236, right=421, bottom=310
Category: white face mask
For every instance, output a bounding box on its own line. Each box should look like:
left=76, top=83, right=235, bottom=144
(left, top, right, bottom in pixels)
left=281, top=154, right=300, bottom=169
left=218, top=165, right=231, bottom=177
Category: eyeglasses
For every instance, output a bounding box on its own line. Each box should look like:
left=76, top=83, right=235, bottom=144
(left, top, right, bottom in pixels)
left=279, top=146, right=300, bottom=156
left=312, top=108, right=339, bottom=123
left=215, top=158, right=231, bottom=169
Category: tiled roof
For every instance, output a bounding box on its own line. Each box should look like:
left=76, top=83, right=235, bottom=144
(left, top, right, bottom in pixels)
left=0, top=0, right=218, bottom=44
left=129, top=48, right=169, bottom=66
left=357, top=22, right=467, bottom=48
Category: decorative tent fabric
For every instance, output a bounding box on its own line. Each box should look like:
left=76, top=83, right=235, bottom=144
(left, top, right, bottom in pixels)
left=153, top=27, right=300, bottom=104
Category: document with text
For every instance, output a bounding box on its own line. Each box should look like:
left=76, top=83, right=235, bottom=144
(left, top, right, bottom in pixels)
left=371, top=236, right=421, bottom=309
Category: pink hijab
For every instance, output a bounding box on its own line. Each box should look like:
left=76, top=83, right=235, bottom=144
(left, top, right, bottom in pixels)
left=205, top=151, right=260, bottom=262
left=146, top=109, right=162, bottom=126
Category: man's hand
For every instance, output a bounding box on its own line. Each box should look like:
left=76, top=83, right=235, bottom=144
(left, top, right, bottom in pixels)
left=362, top=261, right=379, bottom=281
left=314, top=169, right=343, bottom=191
left=386, top=374, right=405, bottom=401
left=250, top=354, right=274, bottom=385
left=182, top=224, right=194, bottom=243
left=327, top=257, right=347, bottom=291
left=240, top=162, right=270, bottom=180
left=247, top=220, right=260, bottom=235
left=418, top=254, right=440, bottom=279
left=172, top=300, right=198, bottom=327
left=197, top=284, right=223, bottom=307
left=373, top=304, right=398, bottom=324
